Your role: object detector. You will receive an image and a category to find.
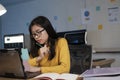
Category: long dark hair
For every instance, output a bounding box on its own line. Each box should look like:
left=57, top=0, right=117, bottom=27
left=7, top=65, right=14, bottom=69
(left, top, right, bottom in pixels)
left=29, top=16, right=58, bottom=60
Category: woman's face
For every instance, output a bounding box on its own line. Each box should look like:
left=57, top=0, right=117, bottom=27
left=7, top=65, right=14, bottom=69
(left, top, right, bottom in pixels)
left=31, top=25, right=49, bottom=44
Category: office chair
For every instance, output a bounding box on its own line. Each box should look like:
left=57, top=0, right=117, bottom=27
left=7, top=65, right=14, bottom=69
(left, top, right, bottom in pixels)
left=69, top=44, right=92, bottom=74
left=57, top=29, right=91, bottom=74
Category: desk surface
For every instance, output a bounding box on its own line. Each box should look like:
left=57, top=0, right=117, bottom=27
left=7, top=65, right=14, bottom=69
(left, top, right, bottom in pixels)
left=94, top=48, right=120, bottom=53
left=0, top=77, right=32, bottom=80
left=1, top=76, right=120, bottom=80
left=92, top=58, right=115, bottom=67
left=0, top=77, right=25, bottom=80
left=0, top=59, right=116, bottom=80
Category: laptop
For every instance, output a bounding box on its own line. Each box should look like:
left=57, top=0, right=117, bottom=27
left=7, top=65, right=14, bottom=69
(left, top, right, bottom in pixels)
left=0, top=48, right=40, bottom=79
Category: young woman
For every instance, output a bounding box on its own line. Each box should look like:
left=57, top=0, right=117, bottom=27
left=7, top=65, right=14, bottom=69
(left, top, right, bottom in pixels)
left=28, top=16, right=70, bottom=74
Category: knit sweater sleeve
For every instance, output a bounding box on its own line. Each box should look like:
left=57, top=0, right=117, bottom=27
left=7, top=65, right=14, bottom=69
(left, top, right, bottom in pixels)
left=41, top=38, right=70, bottom=73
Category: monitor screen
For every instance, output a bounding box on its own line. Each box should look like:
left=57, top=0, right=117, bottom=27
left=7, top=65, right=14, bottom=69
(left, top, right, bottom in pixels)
left=4, top=33, right=24, bottom=49
left=57, top=29, right=87, bottom=45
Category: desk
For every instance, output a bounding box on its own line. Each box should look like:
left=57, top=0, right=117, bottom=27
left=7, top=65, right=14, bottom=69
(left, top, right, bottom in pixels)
left=0, top=77, right=33, bottom=80
left=94, top=48, right=120, bottom=53
left=0, top=77, right=26, bottom=80
left=1, top=76, right=120, bottom=80
left=92, top=58, right=115, bottom=68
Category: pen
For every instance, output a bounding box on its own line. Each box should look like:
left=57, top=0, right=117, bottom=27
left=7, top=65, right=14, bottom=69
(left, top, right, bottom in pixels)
left=36, top=43, right=43, bottom=48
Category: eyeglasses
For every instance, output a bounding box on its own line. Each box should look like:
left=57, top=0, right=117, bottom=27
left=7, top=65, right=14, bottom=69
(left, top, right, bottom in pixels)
left=32, top=29, right=45, bottom=38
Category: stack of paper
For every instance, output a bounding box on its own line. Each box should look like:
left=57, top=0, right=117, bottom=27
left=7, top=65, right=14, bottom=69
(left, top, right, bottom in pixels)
left=80, top=67, right=120, bottom=77
left=84, top=76, right=120, bottom=80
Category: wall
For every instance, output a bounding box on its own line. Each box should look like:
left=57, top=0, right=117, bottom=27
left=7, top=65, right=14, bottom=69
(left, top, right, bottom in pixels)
left=1, top=0, right=120, bottom=50
left=0, top=0, right=85, bottom=48
left=86, top=0, right=120, bottom=50
left=0, top=18, right=2, bottom=48
left=85, top=0, right=120, bottom=67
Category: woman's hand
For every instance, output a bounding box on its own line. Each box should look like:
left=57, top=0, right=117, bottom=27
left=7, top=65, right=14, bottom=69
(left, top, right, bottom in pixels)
left=24, top=61, right=41, bottom=72
left=36, top=44, right=50, bottom=63
left=36, top=44, right=49, bottom=62
left=29, top=66, right=41, bottom=72
left=39, top=44, right=49, bottom=58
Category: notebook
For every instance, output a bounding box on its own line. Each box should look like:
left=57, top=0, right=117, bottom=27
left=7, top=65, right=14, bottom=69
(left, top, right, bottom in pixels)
left=80, top=67, right=120, bottom=77
left=0, top=48, right=40, bottom=79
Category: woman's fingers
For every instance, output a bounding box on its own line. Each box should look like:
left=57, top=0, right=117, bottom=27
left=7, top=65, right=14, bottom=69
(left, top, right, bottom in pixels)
left=39, top=44, right=49, bottom=58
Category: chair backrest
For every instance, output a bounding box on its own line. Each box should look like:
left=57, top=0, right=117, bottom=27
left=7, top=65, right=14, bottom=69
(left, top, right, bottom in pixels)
left=69, top=44, right=92, bottom=74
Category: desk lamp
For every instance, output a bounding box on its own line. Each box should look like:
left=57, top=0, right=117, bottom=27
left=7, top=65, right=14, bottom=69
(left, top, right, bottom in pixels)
left=0, top=4, right=7, bottom=16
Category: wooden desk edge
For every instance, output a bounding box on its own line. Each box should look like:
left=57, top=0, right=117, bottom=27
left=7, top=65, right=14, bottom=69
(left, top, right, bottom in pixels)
left=92, top=58, right=115, bottom=67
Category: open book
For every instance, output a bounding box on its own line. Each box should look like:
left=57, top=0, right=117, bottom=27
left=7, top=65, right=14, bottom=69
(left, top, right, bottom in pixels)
left=32, top=73, right=83, bottom=80
left=80, top=67, right=120, bottom=77
left=31, top=67, right=120, bottom=80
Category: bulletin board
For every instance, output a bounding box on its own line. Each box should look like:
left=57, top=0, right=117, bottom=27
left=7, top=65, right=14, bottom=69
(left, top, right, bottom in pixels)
left=85, top=0, right=120, bottom=51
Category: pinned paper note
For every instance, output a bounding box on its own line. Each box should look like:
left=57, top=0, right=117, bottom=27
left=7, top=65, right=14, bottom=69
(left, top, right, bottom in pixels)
left=21, top=48, right=29, bottom=60
left=77, top=25, right=83, bottom=29
left=68, top=16, right=72, bottom=22
left=98, top=24, right=103, bottom=30
left=96, top=6, right=101, bottom=11
left=81, top=9, right=91, bottom=24
left=110, top=0, right=116, bottom=3
left=54, top=16, right=58, bottom=20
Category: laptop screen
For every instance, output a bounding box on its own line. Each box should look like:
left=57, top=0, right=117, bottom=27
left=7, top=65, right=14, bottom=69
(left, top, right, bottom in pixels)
left=0, top=49, right=26, bottom=78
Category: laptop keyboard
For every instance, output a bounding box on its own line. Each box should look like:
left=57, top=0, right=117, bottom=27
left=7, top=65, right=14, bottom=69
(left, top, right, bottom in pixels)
left=25, top=71, right=41, bottom=78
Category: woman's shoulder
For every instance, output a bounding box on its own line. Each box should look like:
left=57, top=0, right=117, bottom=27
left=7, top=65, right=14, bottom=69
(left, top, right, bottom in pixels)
left=56, top=37, right=68, bottom=45
left=57, top=37, right=67, bottom=42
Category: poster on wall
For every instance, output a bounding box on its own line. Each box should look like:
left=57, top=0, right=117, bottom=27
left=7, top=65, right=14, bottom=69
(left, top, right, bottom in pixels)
left=81, top=9, right=91, bottom=24
left=108, top=7, right=120, bottom=23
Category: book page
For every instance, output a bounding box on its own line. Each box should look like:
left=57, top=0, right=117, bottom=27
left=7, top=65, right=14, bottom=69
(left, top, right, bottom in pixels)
left=57, top=73, right=79, bottom=80
left=34, top=73, right=60, bottom=80
left=33, top=73, right=79, bottom=80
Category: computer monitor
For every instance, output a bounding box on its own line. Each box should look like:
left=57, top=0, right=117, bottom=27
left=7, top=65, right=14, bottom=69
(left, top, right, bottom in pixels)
left=4, top=33, right=24, bottom=49
left=57, top=29, right=87, bottom=45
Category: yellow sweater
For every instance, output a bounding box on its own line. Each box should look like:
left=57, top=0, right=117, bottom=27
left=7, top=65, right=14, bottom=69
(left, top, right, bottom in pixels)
left=28, top=38, right=70, bottom=74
